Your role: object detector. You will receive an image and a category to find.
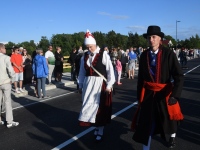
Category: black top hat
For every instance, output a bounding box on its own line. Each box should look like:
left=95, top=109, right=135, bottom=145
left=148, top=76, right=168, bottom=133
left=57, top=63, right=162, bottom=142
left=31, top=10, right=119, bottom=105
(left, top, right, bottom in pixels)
left=143, top=25, right=164, bottom=39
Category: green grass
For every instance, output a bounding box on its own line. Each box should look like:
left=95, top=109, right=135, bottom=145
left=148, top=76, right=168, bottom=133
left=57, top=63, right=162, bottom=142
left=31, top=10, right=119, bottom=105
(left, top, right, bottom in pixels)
left=63, top=68, right=71, bottom=72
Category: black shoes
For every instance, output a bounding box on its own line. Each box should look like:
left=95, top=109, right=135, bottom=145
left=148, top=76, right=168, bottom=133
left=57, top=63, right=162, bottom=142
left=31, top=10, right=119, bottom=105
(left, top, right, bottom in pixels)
left=168, top=137, right=176, bottom=149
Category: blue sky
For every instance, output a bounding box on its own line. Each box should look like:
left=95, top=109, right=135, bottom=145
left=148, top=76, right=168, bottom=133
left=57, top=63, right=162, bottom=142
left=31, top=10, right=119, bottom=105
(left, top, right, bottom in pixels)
left=1, top=0, right=200, bottom=44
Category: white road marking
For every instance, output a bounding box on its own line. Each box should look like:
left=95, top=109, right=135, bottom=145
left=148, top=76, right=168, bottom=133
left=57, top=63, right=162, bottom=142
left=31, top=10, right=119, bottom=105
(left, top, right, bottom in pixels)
left=51, top=102, right=138, bottom=150
left=183, top=65, right=200, bottom=75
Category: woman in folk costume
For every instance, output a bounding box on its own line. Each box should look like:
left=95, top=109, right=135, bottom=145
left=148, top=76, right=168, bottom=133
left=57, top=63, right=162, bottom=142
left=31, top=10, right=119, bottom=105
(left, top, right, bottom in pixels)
left=78, top=29, right=115, bottom=141
left=131, top=26, right=184, bottom=150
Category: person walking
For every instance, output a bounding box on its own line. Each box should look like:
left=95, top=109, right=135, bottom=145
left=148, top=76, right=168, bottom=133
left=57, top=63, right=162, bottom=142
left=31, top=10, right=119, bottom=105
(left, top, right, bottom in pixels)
left=110, top=48, right=118, bottom=80
left=31, top=49, right=38, bottom=97
left=115, top=57, right=122, bottom=85
left=0, top=43, right=19, bottom=128
left=74, top=48, right=84, bottom=90
left=178, top=48, right=187, bottom=68
left=54, top=46, right=63, bottom=83
left=121, top=49, right=129, bottom=77
left=32, top=49, right=49, bottom=99
left=131, top=25, right=184, bottom=149
left=78, top=29, right=115, bottom=142
left=128, top=47, right=137, bottom=79
left=68, top=48, right=77, bottom=81
left=45, top=45, right=55, bottom=85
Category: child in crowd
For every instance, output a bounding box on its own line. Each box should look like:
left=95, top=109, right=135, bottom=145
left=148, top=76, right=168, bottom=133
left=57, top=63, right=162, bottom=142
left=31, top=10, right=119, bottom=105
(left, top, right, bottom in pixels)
left=116, top=57, right=122, bottom=85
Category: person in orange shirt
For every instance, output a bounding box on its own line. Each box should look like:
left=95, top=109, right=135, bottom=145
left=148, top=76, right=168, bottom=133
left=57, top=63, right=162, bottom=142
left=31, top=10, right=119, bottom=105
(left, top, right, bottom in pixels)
left=10, top=47, right=24, bottom=94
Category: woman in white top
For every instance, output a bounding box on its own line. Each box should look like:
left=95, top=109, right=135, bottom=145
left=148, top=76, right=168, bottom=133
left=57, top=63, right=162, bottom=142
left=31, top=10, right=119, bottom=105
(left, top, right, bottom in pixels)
left=78, top=30, right=115, bottom=142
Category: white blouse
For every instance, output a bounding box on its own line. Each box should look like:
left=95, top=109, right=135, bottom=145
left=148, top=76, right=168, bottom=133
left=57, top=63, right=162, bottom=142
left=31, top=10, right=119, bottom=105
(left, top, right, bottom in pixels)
left=78, top=48, right=115, bottom=90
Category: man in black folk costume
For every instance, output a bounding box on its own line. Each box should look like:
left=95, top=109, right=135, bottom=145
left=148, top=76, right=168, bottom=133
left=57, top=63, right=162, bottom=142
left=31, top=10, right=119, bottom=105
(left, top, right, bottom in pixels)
left=78, top=29, right=115, bottom=141
left=131, top=26, right=184, bottom=149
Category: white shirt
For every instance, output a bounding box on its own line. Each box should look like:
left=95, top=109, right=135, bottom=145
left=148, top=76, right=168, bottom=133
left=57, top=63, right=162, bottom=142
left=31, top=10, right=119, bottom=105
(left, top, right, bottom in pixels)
left=45, top=50, right=54, bottom=58
left=78, top=49, right=115, bottom=90
left=151, top=49, right=159, bottom=54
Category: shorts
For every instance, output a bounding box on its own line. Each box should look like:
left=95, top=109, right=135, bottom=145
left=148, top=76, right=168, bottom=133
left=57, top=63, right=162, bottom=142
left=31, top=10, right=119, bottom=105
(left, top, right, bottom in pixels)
left=14, top=72, right=23, bottom=81
left=128, top=60, right=136, bottom=70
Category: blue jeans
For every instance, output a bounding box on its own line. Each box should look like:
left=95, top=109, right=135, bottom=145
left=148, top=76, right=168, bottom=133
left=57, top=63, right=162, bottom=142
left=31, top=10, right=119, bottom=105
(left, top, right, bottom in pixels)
left=37, top=77, right=46, bottom=98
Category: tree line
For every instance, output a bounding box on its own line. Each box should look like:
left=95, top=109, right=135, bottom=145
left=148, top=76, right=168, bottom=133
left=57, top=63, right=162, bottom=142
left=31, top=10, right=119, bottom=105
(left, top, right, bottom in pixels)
left=5, top=30, right=200, bottom=56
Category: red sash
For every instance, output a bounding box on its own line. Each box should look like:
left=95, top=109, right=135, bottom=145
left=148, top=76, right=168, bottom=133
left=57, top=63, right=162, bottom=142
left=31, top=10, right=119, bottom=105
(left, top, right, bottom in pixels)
left=131, top=81, right=184, bottom=130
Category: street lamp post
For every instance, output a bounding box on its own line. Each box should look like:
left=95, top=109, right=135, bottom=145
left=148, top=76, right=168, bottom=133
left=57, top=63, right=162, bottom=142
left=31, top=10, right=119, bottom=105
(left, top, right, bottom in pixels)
left=176, top=20, right=180, bottom=49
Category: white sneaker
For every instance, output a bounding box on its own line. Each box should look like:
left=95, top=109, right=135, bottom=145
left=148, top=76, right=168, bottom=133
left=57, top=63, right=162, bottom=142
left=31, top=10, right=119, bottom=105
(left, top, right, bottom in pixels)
left=15, top=90, right=20, bottom=94
left=7, top=121, right=19, bottom=128
left=19, top=88, right=24, bottom=93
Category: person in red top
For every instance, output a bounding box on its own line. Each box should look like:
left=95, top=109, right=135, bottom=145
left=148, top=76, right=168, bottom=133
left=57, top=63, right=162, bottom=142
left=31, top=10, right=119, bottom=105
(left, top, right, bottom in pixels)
left=10, top=47, right=24, bottom=94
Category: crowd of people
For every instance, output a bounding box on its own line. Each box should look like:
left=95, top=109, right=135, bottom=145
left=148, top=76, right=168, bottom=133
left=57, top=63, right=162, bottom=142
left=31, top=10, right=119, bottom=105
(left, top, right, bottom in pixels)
left=9, top=45, right=65, bottom=95
left=2, top=25, right=199, bottom=149
left=0, top=45, right=65, bottom=127
left=173, top=48, right=200, bottom=68
left=69, top=45, right=144, bottom=87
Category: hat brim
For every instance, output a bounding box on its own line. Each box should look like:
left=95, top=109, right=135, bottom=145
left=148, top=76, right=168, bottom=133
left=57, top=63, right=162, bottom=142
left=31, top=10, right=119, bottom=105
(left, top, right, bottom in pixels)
left=143, top=32, right=164, bottom=39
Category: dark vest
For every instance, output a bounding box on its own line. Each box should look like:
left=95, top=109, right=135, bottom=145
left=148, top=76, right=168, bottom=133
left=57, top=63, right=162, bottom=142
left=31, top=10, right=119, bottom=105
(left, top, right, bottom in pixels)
left=84, top=50, right=107, bottom=78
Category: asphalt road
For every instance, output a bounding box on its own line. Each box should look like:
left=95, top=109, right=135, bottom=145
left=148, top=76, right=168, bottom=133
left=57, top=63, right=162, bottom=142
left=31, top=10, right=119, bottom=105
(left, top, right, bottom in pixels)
left=0, top=58, right=200, bottom=150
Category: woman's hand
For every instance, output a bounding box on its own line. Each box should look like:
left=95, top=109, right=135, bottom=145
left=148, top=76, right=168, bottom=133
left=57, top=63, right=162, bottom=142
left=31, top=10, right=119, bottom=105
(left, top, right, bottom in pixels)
left=105, top=88, right=111, bottom=94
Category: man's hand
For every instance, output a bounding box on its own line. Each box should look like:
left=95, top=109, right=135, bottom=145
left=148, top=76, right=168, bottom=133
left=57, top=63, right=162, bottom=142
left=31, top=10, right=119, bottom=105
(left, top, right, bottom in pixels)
left=168, top=97, right=178, bottom=105
left=19, top=67, right=23, bottom=72
left=18, top=66, right=22, bottom=72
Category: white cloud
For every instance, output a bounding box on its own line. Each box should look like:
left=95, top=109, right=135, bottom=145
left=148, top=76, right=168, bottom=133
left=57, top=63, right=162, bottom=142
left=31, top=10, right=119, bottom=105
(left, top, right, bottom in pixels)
left=0, top=41, right=8, bottom=44
left=170, top=26, right=200, bottom=40
left=126, top=26, right=146, bottom=33
left=97, top=11, right=129, bottom=20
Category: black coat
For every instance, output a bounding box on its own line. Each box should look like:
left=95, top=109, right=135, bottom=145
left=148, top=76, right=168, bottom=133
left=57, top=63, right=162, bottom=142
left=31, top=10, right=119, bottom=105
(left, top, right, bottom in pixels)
left=55, top=51, right=63, bottom=73
left=69, top=52, right=77, bottom=64
left=133, top=47, right=184, bottom=145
